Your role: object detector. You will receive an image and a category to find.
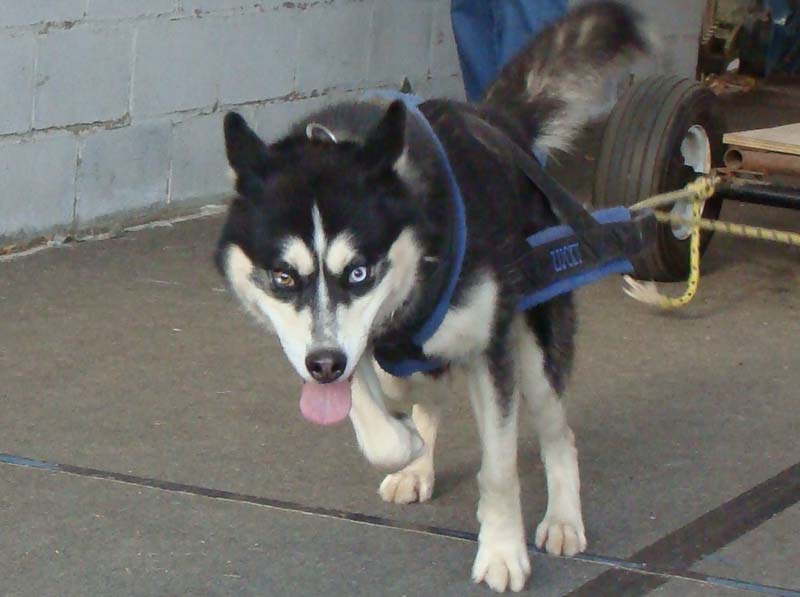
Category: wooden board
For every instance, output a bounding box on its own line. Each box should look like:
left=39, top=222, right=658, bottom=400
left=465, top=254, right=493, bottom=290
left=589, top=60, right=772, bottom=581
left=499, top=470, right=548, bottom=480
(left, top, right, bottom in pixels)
left=723, top=123, right=800, bottom=156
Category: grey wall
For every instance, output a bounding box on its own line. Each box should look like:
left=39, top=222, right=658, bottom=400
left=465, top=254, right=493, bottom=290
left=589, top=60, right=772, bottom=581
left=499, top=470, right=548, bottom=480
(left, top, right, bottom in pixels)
left=0, top=0, right=704, bottom=243
left=571, top=0, right=705, bottom=79
left=626, top=0, right=705, bottom=79
left=0, top=0, right=463, bottom=242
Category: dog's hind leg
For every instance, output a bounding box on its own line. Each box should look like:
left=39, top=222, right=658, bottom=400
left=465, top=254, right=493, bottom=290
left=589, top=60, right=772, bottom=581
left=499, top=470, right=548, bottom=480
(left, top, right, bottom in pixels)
left=467, top=352, right=531, bottom=593
left=514, top=317, right=586, bottom=557
left=379, top=401, right=440, bottom=504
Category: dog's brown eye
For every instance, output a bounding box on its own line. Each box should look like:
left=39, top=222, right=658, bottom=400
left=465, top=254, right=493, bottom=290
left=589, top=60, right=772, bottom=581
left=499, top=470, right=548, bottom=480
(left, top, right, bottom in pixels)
left=270, top=270, right=296, bottom=289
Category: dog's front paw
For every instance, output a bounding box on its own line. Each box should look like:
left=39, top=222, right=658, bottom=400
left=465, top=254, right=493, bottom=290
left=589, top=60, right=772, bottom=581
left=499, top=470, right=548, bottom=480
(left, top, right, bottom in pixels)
left=379, top=467, right=434, bottom=504
left=364, top=422, right=424, bottom=472
left=472, top=537, right=531, bottom=593
left=535, top=516, right=587, bottom=556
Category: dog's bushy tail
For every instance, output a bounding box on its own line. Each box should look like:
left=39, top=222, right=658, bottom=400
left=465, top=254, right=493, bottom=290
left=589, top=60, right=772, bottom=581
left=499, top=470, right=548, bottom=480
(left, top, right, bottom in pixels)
left=482, top=1, right=655, bottom=153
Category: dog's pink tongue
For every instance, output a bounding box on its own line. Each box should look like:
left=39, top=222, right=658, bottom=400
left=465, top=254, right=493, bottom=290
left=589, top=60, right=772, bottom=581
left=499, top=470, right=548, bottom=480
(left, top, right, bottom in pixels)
left=299, top=381, right=352, bottom=426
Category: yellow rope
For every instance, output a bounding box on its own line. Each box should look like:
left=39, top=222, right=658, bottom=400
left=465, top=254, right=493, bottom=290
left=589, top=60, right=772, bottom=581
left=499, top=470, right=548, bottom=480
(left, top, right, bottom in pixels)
left=624, top=175, right=798, bottom=309
left=630, top=176, right=719, bottom=212
left=654, top=212, right=800, bottom=246
left=623, top=199, right=703, bottom=309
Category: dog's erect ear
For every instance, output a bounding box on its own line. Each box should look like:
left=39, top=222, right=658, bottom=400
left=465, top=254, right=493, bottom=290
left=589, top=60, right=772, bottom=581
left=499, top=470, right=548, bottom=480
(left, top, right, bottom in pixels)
left=358, top=100, right=406, bottom=173
left=224, top=112, right=270, bottom=194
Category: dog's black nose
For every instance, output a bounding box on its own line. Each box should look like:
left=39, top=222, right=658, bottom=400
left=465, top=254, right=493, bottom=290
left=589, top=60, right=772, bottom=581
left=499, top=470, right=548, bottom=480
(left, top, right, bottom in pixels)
left=305, top=350, right=347, bottom=383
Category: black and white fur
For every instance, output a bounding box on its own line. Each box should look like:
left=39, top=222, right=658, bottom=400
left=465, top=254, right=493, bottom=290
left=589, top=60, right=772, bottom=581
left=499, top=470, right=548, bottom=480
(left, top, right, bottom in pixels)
left=216, top=3, right=652, bottom=592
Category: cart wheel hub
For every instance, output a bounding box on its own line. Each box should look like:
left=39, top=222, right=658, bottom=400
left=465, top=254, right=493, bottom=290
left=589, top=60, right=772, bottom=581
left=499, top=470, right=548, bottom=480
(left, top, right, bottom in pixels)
left=672, top=125, right=712, bottom=240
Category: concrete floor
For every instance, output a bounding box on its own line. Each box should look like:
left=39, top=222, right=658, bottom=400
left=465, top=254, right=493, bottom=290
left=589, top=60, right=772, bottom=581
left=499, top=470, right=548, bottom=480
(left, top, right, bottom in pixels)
left=1, top=84, right=799, bottom=596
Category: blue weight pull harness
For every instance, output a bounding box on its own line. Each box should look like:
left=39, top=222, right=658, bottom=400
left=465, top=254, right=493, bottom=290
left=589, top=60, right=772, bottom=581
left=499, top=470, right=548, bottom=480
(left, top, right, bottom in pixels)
left=365, top=92, right=655, bottom=377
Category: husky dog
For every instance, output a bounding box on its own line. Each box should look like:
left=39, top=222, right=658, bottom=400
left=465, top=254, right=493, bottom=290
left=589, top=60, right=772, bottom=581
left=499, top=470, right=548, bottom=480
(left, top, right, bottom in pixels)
left=216, top=3, right=652, bottom=592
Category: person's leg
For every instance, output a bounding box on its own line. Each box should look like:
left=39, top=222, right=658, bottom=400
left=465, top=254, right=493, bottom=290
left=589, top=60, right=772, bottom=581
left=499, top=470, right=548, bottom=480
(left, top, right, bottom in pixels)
left=495, top=0, right=568, bottom=68
left=450, top=0, right=497, bottom=102
left=493, top=0, right=567, bottom=165
left=451, top=0, right=567, bottom=102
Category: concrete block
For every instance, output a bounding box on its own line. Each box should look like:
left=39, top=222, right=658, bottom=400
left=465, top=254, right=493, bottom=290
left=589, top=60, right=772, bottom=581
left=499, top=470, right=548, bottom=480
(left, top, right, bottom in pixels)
left=430, top=1, right=461, bottom=78
left=251, top=89, right=368, bottom=143
left=0, top=33, right=35, bottom=135
left=368, top=2, right=433, bottom=85
left=34, top=27, right=133, bottom=129
left=664, top=34, right=703, bottom=77
left=217, top=11, right=298, bottom=105
left=633, top=0, right=703, bottom=40
left=0, top=135, right=77, bottom=238
left=170, top=112, right=230, bottom=201
left=85, top=0, right=176, bottom=19
left=251, top=96, right=329, bottom=142
left=414, top=75, right=465, bottom=102
left=571, top=0, right=702, bottom=78
left=636, top=0, right=702, bottom=78
left=294, top=2, right=372, bottom=93
left=250, top=100, right=304, bottom=142
left=0, top=1, right=85, bottom=27
left=76, top=122, right=171, bottom=223
left=132, top=18, right=222, bottom=117
left=180, top=0, right=273, bottom=13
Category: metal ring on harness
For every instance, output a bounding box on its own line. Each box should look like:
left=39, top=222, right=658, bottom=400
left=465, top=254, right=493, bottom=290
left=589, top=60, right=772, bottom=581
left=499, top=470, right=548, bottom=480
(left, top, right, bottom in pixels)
left=306, top=122, right=338, bottom=144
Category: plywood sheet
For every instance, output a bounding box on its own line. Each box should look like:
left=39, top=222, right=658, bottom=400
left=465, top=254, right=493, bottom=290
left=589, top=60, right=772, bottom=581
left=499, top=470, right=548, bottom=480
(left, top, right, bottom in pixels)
left=723, top=123, right=800, bottom=156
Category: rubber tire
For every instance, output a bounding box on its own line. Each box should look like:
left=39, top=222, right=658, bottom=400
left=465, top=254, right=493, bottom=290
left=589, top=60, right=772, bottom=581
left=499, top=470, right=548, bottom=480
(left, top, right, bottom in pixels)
left=593, top=76, right=725, bottom=282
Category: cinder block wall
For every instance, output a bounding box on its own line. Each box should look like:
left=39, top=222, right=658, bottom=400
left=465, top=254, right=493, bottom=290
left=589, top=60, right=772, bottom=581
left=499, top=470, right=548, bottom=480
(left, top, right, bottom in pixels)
left=625, top=0, right=704, bottom=78
left=571, top=0, right=704, bottom=79
left=0, top=0, right=464, bottom=242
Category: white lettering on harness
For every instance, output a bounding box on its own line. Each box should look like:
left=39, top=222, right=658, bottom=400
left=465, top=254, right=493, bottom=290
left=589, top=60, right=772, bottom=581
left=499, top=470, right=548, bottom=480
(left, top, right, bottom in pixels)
left=550, top=242, right=583, bottom=273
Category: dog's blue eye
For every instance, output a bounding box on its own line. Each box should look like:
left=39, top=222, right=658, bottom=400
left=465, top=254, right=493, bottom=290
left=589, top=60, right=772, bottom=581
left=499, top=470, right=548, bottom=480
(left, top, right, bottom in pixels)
left=348, top=266, right=369, bottom=285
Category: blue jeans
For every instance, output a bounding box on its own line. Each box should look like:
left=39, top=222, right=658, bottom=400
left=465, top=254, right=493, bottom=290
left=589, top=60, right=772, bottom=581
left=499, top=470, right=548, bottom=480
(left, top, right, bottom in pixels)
left=451, top=0, right=568, bottom=102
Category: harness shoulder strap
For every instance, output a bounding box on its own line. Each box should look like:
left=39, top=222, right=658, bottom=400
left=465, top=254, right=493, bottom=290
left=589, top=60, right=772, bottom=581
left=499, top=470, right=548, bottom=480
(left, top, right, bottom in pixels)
left=461, top=112, right=658, bottom=309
